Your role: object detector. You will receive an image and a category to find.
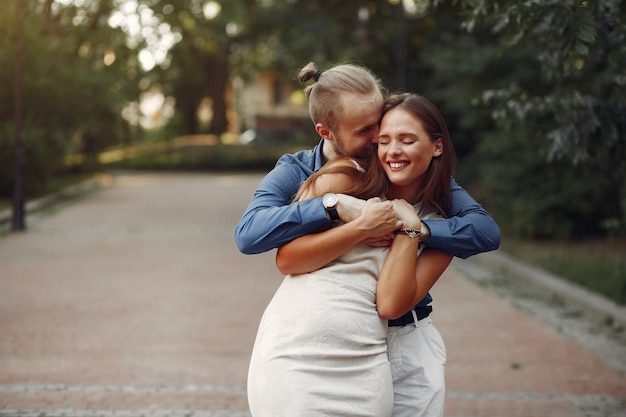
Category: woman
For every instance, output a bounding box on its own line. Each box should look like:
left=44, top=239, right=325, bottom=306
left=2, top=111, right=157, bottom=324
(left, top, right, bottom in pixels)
left=376, top=93, right=455, bottom=417
left=246, top=93, right=454, bottom=416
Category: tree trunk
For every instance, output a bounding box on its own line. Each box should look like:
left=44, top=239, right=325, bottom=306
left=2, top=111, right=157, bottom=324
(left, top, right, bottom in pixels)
left=205, top=49, right=229, bottom=135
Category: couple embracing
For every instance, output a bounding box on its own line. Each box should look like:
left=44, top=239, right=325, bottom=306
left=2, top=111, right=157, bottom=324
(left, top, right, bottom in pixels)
left=235, top=61, right=500, bottom=417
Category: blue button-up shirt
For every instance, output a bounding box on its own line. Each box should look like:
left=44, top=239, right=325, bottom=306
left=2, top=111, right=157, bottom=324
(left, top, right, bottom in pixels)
left=234, top=139, right=501, bottom=307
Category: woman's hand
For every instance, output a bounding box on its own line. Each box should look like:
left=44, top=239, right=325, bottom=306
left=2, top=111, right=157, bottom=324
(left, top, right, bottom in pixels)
left=392, top=199, right=421, bottom=230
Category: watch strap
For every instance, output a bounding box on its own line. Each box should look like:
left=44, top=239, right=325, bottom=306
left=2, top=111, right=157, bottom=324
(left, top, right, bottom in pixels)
left=326, top=206, right=340, bottom=221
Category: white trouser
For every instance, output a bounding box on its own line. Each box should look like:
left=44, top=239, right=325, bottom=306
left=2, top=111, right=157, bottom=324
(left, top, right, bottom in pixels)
left=386, top=314, right=447, bottom=417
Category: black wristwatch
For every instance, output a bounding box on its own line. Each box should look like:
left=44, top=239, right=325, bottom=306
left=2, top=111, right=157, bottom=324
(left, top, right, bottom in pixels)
left=322, top=193, right=340, bottom=222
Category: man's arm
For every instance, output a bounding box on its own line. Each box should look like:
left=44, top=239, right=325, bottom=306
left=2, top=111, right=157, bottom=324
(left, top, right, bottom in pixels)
left=234, top=155, right=330, bottom=255
left=421, top=178, right=501, bottom=259
left=276, top=198, right=400, bottom=275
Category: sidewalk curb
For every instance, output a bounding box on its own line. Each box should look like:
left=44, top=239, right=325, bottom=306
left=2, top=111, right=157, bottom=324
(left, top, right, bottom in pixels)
left=454, top=250, right=626, bottom=327
left=0, top=173, right=112, bottom=230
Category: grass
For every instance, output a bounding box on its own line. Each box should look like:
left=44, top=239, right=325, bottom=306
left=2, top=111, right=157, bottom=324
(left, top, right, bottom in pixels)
left=501, top=238, right=626, bottom=305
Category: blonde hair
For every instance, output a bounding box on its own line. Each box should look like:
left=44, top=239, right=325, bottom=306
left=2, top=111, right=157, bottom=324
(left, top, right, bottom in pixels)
left=298, top=62, right=384, bottom=131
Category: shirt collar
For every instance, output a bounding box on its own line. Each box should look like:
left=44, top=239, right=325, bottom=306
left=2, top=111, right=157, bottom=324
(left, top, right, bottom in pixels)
left=312, top=138, right=326, bottom=172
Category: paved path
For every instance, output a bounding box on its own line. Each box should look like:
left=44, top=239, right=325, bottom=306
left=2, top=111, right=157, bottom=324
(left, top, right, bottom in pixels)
left=0, top=172, right=624, bottom=417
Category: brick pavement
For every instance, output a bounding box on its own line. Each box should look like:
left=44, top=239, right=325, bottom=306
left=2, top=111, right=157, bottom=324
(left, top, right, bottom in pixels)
left=0, top=172, right=625, bottom=417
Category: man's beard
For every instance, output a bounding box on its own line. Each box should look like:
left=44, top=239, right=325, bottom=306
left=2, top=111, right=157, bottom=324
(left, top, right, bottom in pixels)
left=355, top=145, right=373, bottom=159
left=335, top=137, right=374, bottom=160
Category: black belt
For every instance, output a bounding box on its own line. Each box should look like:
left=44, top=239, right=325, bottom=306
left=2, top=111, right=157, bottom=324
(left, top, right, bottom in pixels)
left=388, top=305, right=432, bottom=327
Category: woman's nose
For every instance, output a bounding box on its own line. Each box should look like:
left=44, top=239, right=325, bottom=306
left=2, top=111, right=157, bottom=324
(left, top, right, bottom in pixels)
left=389, top=141, right=402, bottom=154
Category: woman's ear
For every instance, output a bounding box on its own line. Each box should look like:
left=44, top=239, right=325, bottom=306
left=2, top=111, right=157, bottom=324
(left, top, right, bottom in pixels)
left=433, top=138, right=444, bottom=157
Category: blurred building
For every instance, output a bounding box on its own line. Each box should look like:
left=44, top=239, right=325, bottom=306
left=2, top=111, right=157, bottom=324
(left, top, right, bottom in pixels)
left=234, top=71, right=314, bottom=145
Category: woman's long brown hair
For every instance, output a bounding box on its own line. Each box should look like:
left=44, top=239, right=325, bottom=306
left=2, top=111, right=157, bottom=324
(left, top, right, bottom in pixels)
left=293, top=154, right=389, bottom=202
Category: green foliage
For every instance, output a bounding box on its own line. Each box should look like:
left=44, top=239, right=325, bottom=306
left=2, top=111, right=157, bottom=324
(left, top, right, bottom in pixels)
left=0, top=122, right=66, bottom=199
left=143, top=0, right=249, bottom=135
left=0, top=0, right=135, bottom=198
left=235, top=0, right=369, bottom=73
left=432, top=0, right=626, bottom=239
left=479, top=127, right=616, bottom=239
left=102, top=142, right=300, bottom=172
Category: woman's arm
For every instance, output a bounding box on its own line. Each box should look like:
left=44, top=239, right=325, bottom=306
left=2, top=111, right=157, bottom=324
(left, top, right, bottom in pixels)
left=376, top=200, right=452, bottom=319
left=275, top=159, right=401, bottom=275
left=377, top=248, right=452, bottom=319
left=277, top=198, right=400, bottom=275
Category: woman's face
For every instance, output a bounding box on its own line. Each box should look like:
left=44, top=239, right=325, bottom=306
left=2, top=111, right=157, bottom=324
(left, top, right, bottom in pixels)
left=377, top=107, right=443, bottom=191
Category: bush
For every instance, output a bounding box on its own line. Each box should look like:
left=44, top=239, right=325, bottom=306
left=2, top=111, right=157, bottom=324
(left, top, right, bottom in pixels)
left=478, top=128, right=620, bottom=239
left=0, top=122, right=67, bottom=200
left=101, top=142, right=302, bottom=172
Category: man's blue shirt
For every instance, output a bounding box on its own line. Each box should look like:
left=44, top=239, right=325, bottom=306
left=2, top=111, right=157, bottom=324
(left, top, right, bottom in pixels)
left=234, top=139, right=501, bottom=306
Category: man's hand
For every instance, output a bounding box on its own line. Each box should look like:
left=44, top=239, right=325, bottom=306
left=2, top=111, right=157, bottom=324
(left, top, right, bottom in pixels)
left=362, top=199, right=421, bottom=248
left=336, top=194, right=367, bottom=222
left=336, top=195, right=401, bottom=246
left=352, top=197, right=402, bottom=240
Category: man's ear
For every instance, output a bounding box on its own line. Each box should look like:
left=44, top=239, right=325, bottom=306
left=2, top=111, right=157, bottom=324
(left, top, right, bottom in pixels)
left=315, top=123, right=333, bottom=140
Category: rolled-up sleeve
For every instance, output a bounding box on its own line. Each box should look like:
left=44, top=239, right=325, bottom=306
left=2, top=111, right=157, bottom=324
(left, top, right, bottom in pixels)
left=234, top=154, right=330, bottom=255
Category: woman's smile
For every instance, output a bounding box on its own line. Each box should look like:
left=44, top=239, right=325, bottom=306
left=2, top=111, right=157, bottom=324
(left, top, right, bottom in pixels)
left=387, top=160, right=410, bottom=170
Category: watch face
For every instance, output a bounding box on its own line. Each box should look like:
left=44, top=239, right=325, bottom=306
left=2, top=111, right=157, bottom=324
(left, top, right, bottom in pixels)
left=323, top=193, right=338, bottom=208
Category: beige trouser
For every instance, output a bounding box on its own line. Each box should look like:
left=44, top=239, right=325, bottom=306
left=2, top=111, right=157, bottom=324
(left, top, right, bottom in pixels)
left=387, top=315, right=447, bottom=417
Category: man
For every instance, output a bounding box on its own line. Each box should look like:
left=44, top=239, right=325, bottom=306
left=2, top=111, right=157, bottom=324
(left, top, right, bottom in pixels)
left=235, top=62, right=500, bottom=417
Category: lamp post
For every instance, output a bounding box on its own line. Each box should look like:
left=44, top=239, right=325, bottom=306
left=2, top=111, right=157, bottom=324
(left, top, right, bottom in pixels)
left=12, top=0, right=25, bottom=231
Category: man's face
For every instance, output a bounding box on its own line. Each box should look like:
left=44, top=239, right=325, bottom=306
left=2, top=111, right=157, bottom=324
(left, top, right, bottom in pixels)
left=331, top=92, right=383, bottom=159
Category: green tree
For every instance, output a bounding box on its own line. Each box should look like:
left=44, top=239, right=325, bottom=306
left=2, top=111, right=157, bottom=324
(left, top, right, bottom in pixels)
left=139, top=0, right=253, bottom=135
left=1, top=0, right=136, bottom=198
left=436, top=0, right=626, bottom=237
